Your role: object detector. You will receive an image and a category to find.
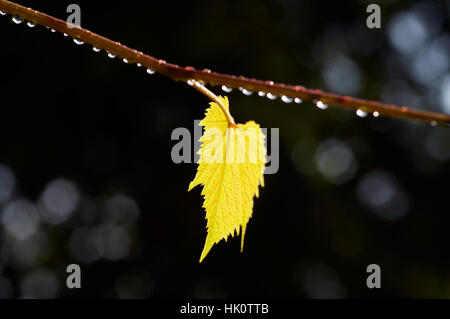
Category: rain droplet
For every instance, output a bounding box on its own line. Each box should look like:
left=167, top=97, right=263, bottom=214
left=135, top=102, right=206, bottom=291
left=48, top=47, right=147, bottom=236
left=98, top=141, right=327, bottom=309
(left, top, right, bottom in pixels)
left=0, top=11, right=6, bottom=16
left=373, top=111, right=380, bottom=117
left=187, top=79, right=195, bottom=86
left=137, top=63, right=142, bottom=67
left=266, top=93, right=277, bottom=100
left=51, top=29, right=56, bottom=33
left=294, top=98, right=303, bottom=104
left=430, top=121, right=438, bottom=127
left=356, top=109, right=368, bottom=118
left=146, top=69, right=155, bottom=75
left=92, top=47, right=101, bottom=52
left=221, top=85, right=232, bottom=93
left=242, top=89, right=253, bottom=96
left=26, top=21, right=35, bottom=28
left=315, top=100, right=328, bottom=110
left=258, top=91, right=266, bottom=97
left=73, top=38, right=84, bottom=45
left=107, top=52, right=116, bottom=59
left=123, top=58, right=129, bottom=64
left=63, top=33, right=68, bottom=37
left=12, top=16, right=23, bottom=24
left=281, top=95, right=293, bottom=103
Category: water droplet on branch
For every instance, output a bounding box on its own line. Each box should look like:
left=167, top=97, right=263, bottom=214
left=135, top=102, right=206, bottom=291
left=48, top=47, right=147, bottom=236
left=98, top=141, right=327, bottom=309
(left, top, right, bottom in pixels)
left=92, top=47, right=101, bottom=52
left=356, top=109, right=368, bottom=118
left=281, top=95, right=293, bottom=103
left=315, top=100, right=328, bottom=110
left=266, top=93, right=277, bottom=100
left=221, top=86, right=232, bottom=93
left=107, top=52, right=116, bottom=59
left=294, top=98, right=303, bottom=104
left=0, top=11, right=6, bottom=16
left=373, top=111, right=380, bottom=117
left=12, top=16, right=23, bottom=24
left=241, top=88, right=253, bottom=96
left=26, top=21, right=35, bottom=28
left=73, top=38, right=84, bottom=45
left=258, top=91, right=266, bottom=97
left=146, top=69, right=155, bottom=75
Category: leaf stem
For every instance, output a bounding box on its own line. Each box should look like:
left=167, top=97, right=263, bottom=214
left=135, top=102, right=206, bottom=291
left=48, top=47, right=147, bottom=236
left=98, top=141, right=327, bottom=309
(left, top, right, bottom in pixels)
left=0, top=0, right=449, bottom=126
left=188, top=80, right=236, bottom=126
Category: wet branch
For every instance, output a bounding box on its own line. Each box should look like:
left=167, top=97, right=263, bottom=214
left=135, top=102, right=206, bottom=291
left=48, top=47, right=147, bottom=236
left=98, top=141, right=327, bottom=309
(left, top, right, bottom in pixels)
left=0, top=0, right=449, bottom=126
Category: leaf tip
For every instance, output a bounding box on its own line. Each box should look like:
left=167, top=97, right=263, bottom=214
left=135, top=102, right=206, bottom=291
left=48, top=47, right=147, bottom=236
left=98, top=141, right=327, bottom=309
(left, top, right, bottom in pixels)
left=240, top=225, right=247, bottom=253
left=199, top=236, right=214, bottom=263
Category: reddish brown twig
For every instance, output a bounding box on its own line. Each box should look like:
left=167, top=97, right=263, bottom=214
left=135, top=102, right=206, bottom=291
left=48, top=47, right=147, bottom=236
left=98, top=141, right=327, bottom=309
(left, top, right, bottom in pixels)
left=0, top=0, right=449, bottom=126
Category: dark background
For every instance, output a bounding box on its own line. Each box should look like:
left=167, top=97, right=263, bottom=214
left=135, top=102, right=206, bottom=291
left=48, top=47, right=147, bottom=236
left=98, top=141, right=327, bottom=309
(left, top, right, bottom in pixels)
left=0, top=0, right=449, bottom=298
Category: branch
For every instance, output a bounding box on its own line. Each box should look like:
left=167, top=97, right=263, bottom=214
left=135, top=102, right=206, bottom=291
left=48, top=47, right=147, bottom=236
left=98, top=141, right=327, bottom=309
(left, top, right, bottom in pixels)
left=1, top=0, right=449, bottom=126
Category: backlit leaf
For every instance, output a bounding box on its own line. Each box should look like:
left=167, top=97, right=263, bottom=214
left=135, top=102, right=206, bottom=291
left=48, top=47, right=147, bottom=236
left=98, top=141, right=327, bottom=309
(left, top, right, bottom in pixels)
left=188, top=96, right=266, bottom=262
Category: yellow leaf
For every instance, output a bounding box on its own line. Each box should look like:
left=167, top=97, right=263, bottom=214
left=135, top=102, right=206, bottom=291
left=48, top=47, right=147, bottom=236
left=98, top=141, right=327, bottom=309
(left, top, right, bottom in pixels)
left=188, top=96, right=266, bottom=262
